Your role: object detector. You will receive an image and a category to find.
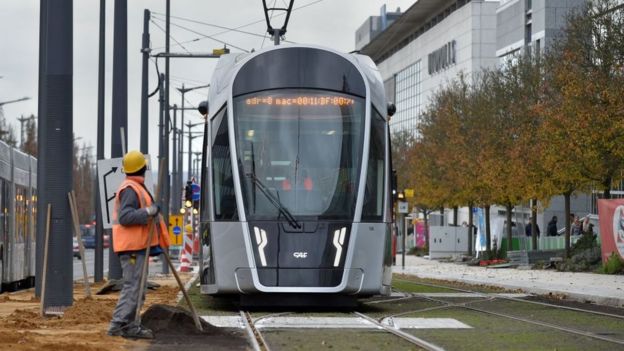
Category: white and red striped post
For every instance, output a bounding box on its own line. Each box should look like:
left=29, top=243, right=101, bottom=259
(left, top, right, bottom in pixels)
left=178, top=212, right=193, bottom=272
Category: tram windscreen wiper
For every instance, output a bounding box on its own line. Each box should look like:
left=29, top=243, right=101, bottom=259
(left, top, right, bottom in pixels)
left=245, top=173, right=301, bottom=229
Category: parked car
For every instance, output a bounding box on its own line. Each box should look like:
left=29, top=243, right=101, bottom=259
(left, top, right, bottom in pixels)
left=78, top=224, right=111, bottom=249
left=80, top=224, right=96, bottom=249
left=73, top=237, right=81, bottom=259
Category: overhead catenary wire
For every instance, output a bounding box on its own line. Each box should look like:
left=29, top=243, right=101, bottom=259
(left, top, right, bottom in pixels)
left=150, top=19, right=192, bottom=54
left=150, top=0, right=324, bottom=50
left=151, top=16, right=250, bottom=53
left=170, top=75, right=210, bottom=86
left=151, top=13, right=275, bottom=41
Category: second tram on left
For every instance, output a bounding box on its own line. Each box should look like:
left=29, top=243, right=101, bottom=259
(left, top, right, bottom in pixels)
left=0, top=139, right=37, bottom=292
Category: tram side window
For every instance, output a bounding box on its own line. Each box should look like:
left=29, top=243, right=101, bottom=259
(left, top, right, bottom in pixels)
left=361, top=109, right=385, bottom=222
left=212, top=109, right=238, bottom=220
left=15, top=186, right=28, bottom=243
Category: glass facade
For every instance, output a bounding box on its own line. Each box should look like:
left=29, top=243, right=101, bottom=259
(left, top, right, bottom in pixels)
left=391, top=60, right=421, bottom=135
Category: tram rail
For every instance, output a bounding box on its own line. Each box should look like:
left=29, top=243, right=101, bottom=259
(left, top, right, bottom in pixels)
left=393, top=278, right=624, bottom=320
left=241, top=310, right=272, bottom=351
left=392, top=278, right=624, bottom=347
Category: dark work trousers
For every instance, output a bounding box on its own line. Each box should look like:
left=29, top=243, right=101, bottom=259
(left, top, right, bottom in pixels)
left=110, top=253, right=147, bottom=328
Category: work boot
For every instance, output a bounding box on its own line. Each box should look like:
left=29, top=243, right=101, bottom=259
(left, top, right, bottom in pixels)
left=123, top=324, right=154, bottom=339
left=107, top=322, right=126, bottom=337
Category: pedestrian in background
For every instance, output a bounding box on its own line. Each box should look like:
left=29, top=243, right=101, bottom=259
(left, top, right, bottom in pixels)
left=582, top=217, right=592, bottom=234
left=571, top=215, right=582, bottom=236
left=547, top=216, right=558, bottom=236
left=525, top=221, right=540, bottom=237
left=107, top=151, right=170, bottom=339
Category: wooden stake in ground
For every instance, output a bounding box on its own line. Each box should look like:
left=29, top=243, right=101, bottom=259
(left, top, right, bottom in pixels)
left=68, top=191, right=92, bottom=297
left=40, top=203, right=52, bottom=317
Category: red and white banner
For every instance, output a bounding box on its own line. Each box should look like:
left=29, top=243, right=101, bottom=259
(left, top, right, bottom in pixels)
left=597, top=199, right=624, bottom=262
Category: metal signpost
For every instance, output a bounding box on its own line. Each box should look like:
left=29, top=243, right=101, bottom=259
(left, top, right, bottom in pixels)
left=398, top=201, right=409, bottom=269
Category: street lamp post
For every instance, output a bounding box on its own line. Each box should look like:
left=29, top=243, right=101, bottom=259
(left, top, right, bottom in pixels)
left=186, top=122, right=203, bottom=181
left=176, top=84, right=209, bottom=185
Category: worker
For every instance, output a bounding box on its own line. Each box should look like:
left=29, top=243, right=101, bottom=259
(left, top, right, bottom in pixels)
left=107, top=151, right=170, bottom=339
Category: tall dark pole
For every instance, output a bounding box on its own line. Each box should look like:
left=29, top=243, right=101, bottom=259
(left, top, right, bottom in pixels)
left=140, top=9, right=150, bottom=154
left=38, top=0, right=73, bottom=307
left=179, top=86, right=185, bottom=184
left=157, top=73, right=169, bottom=274
left=187, top=122, right=193, bottom=180
left=172, top=105, right=178, bottom=212
left=35, top=0, right=48, bottom=297
left=94, top=0, right=106, bottom=283
left=109, top=0, right=128, bottom=280
left=162, top=0, right=171, bottom=275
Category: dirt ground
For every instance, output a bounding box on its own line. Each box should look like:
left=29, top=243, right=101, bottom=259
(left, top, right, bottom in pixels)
left=0, top=273, right=192, bottom=351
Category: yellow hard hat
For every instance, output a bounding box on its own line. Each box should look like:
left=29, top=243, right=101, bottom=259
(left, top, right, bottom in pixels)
left=185, top=224, right=193, bottom=232
left=122, top=150, right=148, bottom=174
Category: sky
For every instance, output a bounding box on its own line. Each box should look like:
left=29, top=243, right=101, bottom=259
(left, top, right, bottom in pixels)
left=0, top=0, right=414, bottom=170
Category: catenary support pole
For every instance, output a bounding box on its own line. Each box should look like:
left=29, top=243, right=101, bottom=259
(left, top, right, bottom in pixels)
left=140, top=9, right=150, bottom=154
left=94, top=0, right=106, bottom=283
left=35, top=0, right=48, bottom=297
left=162, top=0, right=171, bottom=275
left=179, top=86, right=185, bottom=184
left=109, top=0, right=128, bottom=280
left=187, top=122, right=193, bottom=180
left=157, top=73, right=169, bottom=274
left=172, top=105, right=178, bottom=212
left=38, top=0, right=73, bottom=307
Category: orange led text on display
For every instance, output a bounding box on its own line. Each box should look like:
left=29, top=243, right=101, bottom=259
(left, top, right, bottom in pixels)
left=245, top=96, right=355, bottom=107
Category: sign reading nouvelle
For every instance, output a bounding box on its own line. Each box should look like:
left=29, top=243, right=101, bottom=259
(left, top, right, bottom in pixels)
left=97, top=156, right=155, bottom=229
left=428, top=40, right=457, bottom=75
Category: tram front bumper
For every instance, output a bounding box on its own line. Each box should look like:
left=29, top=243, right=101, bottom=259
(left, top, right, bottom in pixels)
left=233, top=267, right=365, bottom=294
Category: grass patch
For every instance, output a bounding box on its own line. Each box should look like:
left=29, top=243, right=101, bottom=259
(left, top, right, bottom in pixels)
left=262, top=329, right=422, bottom=351
left=393, top=274, right=514, bottom=293
left=406, top=307, right=616, bottom=351
left=469, top=299, right=624, bottom=339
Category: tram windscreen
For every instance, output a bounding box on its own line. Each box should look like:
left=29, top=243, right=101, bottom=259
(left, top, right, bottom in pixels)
left=234, top=90, right=365, bottom=220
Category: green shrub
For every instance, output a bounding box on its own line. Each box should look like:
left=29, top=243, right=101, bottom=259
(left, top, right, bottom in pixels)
left=600, top=252, right=624, bottom=274
left=571, top=233, right=598, bottom=256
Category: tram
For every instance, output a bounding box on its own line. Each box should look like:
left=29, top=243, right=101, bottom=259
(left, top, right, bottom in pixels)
left=0, top=139, right=37, bottom=292
left=198, top=45, right=395, bottom=303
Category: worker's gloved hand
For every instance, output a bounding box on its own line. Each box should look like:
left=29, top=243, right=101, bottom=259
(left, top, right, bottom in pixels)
left=145, top=204, right=160, bottom=217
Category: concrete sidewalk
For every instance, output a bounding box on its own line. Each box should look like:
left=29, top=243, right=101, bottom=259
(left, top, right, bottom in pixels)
left=396, top=255, right=624, bottom=308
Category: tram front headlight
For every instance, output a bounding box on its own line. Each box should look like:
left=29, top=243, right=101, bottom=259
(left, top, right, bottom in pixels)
left=254, top=227, right=268, bottom=267
left=332, top=227, right=346, bottom=267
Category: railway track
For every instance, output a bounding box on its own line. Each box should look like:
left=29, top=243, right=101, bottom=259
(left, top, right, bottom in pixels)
left=394, top=278, right=624, bottom=347
left=239, top=307, right=446, bottom=351
left=353, top=311, right=445, bottom=351
left=227, top=279, right=624, bottom=350
left=393, top=278, right=624, bottom=320
left=241, top=310, right=272, bottom=351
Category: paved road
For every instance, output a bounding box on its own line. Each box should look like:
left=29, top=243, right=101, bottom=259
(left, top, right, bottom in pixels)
left=73, top=249, right=167, bottom=280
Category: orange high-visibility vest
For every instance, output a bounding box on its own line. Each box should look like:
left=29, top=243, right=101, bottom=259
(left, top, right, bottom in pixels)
left=112, top=178, right=170, bottom=253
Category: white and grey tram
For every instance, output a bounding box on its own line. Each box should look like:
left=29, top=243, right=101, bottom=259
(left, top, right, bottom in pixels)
left=199, top=45, right=394, bottom=304
left=0, top=139, right=37, bottom=292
